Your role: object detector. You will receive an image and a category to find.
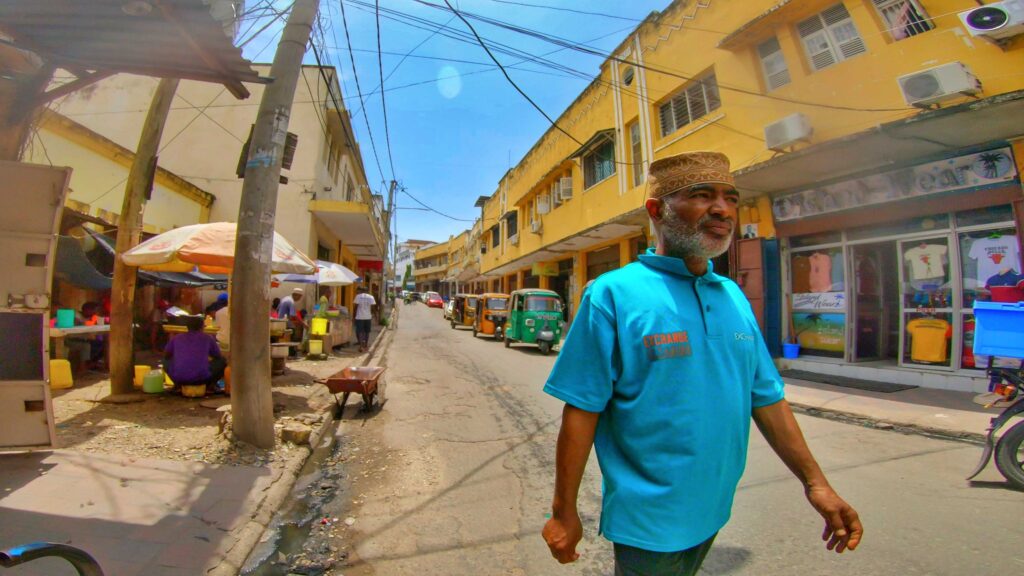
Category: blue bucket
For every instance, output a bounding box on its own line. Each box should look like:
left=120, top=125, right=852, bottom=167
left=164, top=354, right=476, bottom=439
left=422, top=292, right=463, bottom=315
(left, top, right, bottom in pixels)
left=782, top=342, right=801, bottom=359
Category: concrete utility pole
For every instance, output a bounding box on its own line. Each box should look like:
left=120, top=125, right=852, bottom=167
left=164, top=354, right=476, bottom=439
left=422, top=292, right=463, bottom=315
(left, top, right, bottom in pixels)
left=382, top=179, right=397, bottom=319
left=231, top=0, right=319, bottom=448
left=108, top=77, right=179, bottom=399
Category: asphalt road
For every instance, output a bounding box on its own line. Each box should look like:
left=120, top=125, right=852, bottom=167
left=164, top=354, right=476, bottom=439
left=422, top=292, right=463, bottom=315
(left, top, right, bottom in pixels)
left=319, top=302, right=1023, bottom=576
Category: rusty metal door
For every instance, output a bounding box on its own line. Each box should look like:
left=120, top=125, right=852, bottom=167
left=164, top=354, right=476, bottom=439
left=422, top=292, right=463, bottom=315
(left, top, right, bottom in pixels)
left=737, top=238, right=766, bottom=331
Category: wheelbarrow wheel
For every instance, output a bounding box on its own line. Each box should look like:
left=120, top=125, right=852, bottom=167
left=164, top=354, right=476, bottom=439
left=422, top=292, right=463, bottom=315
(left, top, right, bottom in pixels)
left=995, top=419, right=1024, bottom=489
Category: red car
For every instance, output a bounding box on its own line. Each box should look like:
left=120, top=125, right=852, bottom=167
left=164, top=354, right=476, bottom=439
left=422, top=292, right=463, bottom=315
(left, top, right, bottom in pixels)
left=425, top=292, right=444, bottom=308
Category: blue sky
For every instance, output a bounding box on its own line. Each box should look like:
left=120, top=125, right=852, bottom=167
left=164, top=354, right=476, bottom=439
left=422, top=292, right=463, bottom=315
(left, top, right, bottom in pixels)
left=242, top=0, right=669, bottom=244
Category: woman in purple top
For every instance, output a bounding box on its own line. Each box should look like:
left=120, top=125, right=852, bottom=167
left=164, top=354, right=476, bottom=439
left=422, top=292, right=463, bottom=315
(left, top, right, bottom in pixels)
left=164, top=317, right=225, bottom=389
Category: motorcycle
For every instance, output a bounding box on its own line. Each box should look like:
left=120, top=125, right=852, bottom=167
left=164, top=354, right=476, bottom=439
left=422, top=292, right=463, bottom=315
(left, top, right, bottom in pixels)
left=967, top=360, right=1024, bottom=489
left=966, top=301, right=1024, bottom=490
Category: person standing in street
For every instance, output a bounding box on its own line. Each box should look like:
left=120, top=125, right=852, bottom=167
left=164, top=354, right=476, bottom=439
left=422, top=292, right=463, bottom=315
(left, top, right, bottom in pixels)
left=353, top=286, right=377, bottom=352
left=541, top=151, right=862, bottom=575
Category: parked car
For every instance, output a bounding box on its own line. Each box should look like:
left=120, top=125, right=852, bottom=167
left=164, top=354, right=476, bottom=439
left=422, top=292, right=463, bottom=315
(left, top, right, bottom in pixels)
left=425, top=292, right=444, bottom=308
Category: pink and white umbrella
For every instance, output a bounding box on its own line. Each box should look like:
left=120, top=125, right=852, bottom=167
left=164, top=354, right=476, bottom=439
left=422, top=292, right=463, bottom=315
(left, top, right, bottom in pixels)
left=122, top=222, right=316, bottom=275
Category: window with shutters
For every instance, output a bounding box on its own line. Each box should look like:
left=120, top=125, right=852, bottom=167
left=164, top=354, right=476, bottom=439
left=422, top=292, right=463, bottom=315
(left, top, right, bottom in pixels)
left=658, top=73, right=721, bottom=137
left=797, top=4, right=867, bottom=72
left=871, top=0, right=932, bottom=41
left=757, top=37, right=791, bottom=91
left=490, top=225, right=500, bottom=248
left=628, top=121, right=644, bottom=187
left=583, top=138, right=616, bottom=189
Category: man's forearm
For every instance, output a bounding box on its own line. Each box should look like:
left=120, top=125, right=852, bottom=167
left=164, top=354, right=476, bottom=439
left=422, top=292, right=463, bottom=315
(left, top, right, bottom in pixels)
left=551, top=404, right=600, bottom=516
left=752, top=400, right=829, bottom=489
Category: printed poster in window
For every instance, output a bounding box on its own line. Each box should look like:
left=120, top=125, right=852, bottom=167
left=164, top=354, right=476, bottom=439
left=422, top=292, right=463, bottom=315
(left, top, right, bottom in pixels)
left=793, top=313, right=845, bottom=355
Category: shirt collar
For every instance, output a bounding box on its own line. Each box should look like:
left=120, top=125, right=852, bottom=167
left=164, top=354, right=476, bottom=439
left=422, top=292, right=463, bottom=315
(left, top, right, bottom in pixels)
left=637, top=247, right=727, bottom=283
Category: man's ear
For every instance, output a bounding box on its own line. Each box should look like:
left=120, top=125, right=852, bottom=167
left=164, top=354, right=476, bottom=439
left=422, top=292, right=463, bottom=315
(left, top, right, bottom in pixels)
left=644, top=197, right=663, bottom=222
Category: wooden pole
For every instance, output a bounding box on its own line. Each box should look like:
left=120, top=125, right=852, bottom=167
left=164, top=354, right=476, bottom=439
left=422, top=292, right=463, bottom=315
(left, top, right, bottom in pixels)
left=230, top=0, right=319, bottom=448
left=108, top=77, right=179, bottom=399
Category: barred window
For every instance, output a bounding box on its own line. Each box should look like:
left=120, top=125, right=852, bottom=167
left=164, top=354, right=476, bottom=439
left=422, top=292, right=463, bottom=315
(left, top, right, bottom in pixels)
left=658, top=73, right=721, bottom=137
left=583, top=139, right=616, bottom=189
left=872, top=0, right=932, bottom=41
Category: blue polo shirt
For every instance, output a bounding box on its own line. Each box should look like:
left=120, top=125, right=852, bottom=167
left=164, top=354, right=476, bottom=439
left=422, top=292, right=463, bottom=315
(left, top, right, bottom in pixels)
left=544, top=249, right=785, bottom=552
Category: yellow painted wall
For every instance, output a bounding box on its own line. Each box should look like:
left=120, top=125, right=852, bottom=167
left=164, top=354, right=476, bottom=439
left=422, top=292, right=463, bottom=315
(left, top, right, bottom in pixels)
left=477, top=0, right=1024, bottom=282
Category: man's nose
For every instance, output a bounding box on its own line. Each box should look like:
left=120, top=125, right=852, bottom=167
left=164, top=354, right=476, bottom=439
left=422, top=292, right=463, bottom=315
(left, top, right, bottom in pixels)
left=708, top=193, right=733, bottom=218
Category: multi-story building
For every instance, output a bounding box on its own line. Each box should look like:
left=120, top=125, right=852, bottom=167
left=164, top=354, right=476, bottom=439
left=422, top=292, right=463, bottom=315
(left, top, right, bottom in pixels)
left=413, top=241, right=448, bottom=295
left=472, top=0, right=1024, bottom=392
left=47, top=65, right=386, bottom=313
left=394, top=239, right=435, bottom=293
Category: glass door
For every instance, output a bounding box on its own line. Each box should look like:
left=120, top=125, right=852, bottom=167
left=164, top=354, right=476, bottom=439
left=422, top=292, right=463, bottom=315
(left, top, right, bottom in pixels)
left=898, top=236, right=954, bottom=369
left=850, top=243, right=886, bottom=361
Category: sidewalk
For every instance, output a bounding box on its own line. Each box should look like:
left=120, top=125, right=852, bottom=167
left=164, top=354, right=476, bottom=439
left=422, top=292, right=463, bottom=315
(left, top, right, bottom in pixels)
left=784, top=377, right=995, bottom=442
left=0, top=323, right=394, bottom=576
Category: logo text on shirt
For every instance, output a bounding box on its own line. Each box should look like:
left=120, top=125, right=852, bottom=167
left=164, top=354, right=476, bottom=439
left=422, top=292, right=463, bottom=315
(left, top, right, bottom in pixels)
left=643, top=331, right=692, bottom=361
left=734, top=332, right=754, bottom=342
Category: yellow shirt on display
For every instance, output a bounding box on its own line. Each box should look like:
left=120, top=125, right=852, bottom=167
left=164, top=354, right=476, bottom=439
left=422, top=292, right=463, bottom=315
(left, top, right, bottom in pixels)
left=906, top=318, right=950, bottom=363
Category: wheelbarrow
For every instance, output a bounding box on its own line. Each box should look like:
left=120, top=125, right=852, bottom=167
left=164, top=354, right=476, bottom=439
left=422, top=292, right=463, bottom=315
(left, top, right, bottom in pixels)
left=321, top=366, right=386, bottom=417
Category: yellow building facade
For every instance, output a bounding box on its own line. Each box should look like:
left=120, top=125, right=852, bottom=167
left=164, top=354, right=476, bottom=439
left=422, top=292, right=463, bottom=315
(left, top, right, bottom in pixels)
left=473, top=0, right=1024, bottom=392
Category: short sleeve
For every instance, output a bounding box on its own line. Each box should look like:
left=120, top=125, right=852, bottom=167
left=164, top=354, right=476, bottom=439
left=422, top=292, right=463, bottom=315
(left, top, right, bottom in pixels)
left=968, top=239, right=981, bottom=261
left=543, top=290, right=619, bottom=413
left=751, top=330, right=785, bottom=408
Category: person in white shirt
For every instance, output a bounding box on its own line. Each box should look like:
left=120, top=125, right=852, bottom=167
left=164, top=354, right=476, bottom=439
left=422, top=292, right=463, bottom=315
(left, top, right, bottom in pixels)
left=353, top=287, right=377, bottom=352
left=214, top=303, right=230, bottom=358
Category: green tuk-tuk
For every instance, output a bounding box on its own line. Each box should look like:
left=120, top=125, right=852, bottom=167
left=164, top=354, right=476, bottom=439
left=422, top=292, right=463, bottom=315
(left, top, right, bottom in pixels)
left=503, top=289, right=564, bottom=355
left=450, top=293, right=477, bottom=329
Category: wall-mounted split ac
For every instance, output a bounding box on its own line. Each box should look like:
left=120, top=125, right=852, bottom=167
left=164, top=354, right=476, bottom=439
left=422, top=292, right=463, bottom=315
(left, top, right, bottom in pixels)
left=509, top=233, right=520, bottom=246
left=764, top=113, right=812, bottom=152
left=897, top=62, right=981, bottom=108
left=958, top=0, right=1024, bottom=41
left=530, top=219, right=542, bottom=234
left=536, top=194, right=551, bottom=215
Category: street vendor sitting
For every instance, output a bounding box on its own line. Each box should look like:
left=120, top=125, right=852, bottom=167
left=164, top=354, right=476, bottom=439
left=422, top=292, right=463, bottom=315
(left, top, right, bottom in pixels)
left=163, top=316, right=225, bottom=392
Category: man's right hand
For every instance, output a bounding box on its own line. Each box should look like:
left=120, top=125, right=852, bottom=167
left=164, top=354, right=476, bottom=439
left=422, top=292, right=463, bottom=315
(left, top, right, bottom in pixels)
left=542, top=512, right=583, bottom=564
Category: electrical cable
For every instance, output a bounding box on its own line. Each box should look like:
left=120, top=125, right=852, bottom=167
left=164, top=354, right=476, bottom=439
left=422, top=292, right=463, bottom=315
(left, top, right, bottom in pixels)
left=485, top=0, right=643, bottom=22
left=238, top=2, right=293, bottom=48
left=337, top=0, right=388, bottom=186
left=375, top=0, right=397, bottom=180
left=401, top=186, right=476, bottom=222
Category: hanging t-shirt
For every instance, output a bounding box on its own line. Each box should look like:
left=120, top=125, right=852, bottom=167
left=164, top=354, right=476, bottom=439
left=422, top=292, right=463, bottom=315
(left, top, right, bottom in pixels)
left=791, top=255, right=811, bottom=293
left=986, top=271, right=1024, bottom=303
left=906, top=317, right=950, bottom=364
left=969, top=236, right=1020, bottom=286
left=856, top=255, right=878, bottom=296
left=830, top=251, right=844, bottom=291
left=903, top=244, right=947, bottom=281
left=808, top=252, right=833, bottom=293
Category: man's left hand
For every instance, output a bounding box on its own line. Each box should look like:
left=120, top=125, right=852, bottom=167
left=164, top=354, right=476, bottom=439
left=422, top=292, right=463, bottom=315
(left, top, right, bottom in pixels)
left=806, top=485, right=862, bottom=553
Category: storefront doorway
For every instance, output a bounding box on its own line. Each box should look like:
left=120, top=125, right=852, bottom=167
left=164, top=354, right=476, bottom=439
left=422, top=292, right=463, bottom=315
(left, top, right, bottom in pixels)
left=849, top=241, right=898, bottom=363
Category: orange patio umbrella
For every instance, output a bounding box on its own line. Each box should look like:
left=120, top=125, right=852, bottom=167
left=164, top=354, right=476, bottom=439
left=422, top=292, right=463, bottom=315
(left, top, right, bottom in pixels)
left=121, top=222, right=316, bottom=275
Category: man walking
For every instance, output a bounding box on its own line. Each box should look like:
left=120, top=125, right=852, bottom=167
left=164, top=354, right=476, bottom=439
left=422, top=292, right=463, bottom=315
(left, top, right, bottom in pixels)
left=541, top=151, right=861, bottom=574
left=353, top=286, right=377, bottom=352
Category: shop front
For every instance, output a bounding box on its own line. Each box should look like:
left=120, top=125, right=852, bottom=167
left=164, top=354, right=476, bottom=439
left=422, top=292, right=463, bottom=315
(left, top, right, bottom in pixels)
left=774, top=146, right=1022, bottom=392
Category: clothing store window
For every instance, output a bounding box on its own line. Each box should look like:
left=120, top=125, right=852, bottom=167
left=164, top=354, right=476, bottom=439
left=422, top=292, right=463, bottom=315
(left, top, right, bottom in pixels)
left=790, top=244, right=846, bottom=358
left=959, top=225, right=1022, bottom=370
left=900, top=237, right=952, bottom=368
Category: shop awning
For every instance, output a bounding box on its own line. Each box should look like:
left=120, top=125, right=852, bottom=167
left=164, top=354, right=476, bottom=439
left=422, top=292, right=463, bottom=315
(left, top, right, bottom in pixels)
left=83, top=229, right=227, bottom=287
left=734, top=91, right=1024, bottom=196
left=566, top=129, right=615, bottom=160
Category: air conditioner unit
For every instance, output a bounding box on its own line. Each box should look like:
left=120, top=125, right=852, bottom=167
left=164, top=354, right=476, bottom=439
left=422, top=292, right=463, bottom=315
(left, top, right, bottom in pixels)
left=558, top=177, right=573, bottom=201
left=530, top=219, right=542, bottom=234
left=509, top=233, right=520, bottom=246
left=536, top=193, right=551, bottom=215
left=897, top=62, right=981, bottom=108
left=959, top=0, right=1024, bottom=40
left=764, top=113, right=812, bottom=152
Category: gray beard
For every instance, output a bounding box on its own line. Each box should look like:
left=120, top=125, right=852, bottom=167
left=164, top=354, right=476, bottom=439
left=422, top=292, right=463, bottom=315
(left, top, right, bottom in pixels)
left=661, top=210, right=733, bottom=261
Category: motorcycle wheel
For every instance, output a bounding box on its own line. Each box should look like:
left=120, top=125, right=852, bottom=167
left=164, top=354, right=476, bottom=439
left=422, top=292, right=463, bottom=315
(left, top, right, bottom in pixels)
left=504, top=333, right=511, bottom=348
left=539, top=340, right=551, bottom=355
left=472, top=328, right=478, bottom=338
left=995, top=420, right=1024, bottom=490
left=450, top=320, right=455, bottom=329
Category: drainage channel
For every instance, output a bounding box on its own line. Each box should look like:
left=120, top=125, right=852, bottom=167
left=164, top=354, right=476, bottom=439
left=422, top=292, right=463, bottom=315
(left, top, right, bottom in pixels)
left=242, top=418, right=349, bottom=576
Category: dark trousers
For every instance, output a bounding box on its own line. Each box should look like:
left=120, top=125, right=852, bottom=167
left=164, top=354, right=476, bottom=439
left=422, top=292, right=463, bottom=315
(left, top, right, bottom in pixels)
left=355, top=319, right=372, bottom=345
left=613, top=534, right=717, bottom=576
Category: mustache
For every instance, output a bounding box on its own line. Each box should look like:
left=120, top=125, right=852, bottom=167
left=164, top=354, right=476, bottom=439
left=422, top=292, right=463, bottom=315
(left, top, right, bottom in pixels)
left=698, top=214, right=734, bottom=228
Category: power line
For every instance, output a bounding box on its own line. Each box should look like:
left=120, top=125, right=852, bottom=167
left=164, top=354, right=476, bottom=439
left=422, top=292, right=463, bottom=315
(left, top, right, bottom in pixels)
left=400, top=186, right=475, bottom=222
left=441, top=0, right=584, bottom=147
left=238, top=1, right=293, bottom=47
left=485, top=0, right=644, bottom=22
left=337, top=0, right=388, bottom=186
left=375, top=0, right=397, bottom=181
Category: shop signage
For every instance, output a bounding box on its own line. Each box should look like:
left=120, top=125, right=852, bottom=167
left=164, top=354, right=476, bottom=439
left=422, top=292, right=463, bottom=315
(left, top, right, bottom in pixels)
left=772, top=147, right=1018, bottom=222
left=792, top=292, right=845, bottom=310
left=792, top=312, right=846, bottom=353
left=532, top=262, right=559, bottom=277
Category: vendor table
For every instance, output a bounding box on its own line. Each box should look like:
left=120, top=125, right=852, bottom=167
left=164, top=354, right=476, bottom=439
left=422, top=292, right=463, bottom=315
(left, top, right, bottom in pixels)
left=49, top=325, right=110, bottom=359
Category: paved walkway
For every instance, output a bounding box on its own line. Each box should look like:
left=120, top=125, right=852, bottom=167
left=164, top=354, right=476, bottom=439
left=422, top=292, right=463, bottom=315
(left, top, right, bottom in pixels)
left=784, top=377, right=995, bottom=441
left=0, top=321, right=393, bottom=576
